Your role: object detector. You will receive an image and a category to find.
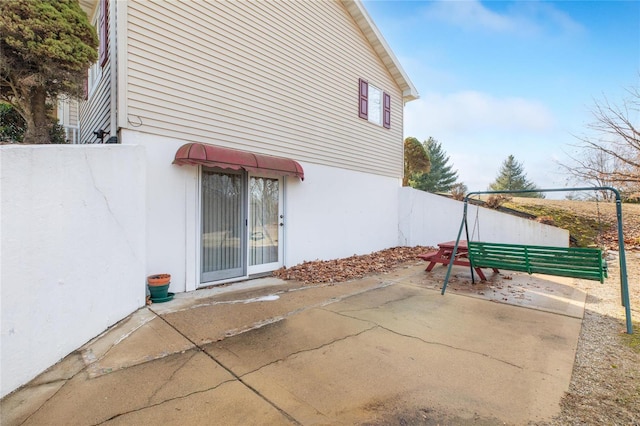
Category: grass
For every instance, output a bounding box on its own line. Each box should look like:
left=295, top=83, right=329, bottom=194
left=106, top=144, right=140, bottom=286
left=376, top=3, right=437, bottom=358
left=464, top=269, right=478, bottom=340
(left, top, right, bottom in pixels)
left=621, top=323, right=640, bottom=353
left=503, top=201, right=613, bottom=247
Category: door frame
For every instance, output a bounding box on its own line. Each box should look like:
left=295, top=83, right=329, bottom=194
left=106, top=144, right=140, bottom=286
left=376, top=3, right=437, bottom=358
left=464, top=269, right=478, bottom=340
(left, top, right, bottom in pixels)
left=247, top=174, right=284, bottom=276
left=198, top=168, right=285, bottom=287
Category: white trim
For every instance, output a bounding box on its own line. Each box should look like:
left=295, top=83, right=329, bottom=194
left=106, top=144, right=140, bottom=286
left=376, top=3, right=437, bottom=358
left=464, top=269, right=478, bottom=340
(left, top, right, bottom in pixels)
left=116, top=0, right=128, bottom=129
left=247, top=175, right=284, bottom=275
left=87, top=4, right=103, bottom=97
left=341, top=0, right=419, bottom=102
left=109, top=0, right=117, bottom=138
left=185, top=165, right=199, bottom=292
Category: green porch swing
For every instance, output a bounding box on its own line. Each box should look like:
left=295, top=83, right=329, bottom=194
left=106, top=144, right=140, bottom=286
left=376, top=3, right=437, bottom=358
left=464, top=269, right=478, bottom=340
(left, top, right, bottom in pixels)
left=441, top=187, right=633, bottom=334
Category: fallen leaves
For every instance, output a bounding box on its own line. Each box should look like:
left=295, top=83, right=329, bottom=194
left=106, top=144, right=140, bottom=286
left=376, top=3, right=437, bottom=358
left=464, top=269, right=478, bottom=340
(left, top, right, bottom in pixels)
left=273, top=246, right=432, bottom=284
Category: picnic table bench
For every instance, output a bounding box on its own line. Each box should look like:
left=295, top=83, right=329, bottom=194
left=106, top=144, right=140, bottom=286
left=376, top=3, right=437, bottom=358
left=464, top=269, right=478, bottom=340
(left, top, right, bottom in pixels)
left=418, top=240, right=499, bottom=281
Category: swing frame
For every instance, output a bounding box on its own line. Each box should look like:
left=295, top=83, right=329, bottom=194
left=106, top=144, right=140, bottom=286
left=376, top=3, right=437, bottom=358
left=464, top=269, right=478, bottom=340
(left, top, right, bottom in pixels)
left=441, top=186, right=633, bottom=335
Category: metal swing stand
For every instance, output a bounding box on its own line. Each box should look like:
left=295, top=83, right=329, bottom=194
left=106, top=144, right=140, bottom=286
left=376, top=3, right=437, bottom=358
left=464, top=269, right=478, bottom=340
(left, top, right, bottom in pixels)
left=441, top=186, right=633, bottom=335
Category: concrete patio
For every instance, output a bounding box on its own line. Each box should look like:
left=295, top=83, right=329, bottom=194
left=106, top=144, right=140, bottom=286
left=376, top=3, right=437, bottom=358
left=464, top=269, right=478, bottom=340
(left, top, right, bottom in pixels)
left=1, top=262, right=586, bottom=425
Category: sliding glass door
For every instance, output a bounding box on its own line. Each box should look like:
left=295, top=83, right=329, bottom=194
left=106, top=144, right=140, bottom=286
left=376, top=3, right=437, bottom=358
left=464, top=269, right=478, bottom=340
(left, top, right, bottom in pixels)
left=248, top=176, right=283, bottom=275
left=201, top=169, right=246, bottom=282
left=201, top=169, right=283, bottom=283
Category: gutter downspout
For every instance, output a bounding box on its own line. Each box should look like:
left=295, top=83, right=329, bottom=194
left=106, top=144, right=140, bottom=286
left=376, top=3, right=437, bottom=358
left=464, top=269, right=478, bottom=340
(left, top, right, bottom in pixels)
left=109, top=0, right=117, bottom=140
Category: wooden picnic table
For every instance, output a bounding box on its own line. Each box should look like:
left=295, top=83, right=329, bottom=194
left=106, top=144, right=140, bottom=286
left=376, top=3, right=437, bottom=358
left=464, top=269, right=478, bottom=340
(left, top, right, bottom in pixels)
left=418, top=240, right=498, bottom=281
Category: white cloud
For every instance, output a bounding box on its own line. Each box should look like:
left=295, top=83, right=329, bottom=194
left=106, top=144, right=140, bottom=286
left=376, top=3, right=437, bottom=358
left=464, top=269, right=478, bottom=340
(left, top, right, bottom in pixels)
left=422, top=0, right=583, bottom=37
left=424, top=0, right=515, bottom=32
left=404, top=91, right=555, bottom=137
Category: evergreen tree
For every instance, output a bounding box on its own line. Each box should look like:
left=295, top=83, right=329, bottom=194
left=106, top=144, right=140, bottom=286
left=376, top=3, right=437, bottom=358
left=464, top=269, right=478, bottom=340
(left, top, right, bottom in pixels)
left=1, top=0, right=97, bottom=144
left=414, top=137, right=459, bottom=193
left=489, top=155, right=544, bottom=198
left=0, top=102, right=68, bottom=143
left=403, top=137, right=430, bottom=186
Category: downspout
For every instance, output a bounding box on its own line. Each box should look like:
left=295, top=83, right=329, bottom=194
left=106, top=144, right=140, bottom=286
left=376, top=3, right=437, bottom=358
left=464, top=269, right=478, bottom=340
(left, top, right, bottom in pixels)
left=109, top=0, right=117, bottom=141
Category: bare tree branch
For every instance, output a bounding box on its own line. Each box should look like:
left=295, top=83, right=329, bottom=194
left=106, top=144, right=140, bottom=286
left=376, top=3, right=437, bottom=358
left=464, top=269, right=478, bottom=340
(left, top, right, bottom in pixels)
left=559, top=81, right=640, bottom=200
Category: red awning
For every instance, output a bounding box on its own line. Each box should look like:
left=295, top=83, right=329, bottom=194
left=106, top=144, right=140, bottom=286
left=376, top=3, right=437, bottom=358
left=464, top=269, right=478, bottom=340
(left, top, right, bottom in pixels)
left=173, top=143, right=304, bottom=180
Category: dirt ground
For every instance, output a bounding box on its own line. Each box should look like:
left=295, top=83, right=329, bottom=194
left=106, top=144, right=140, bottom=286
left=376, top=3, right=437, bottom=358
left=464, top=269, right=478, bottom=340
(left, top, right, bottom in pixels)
left=509, top=197, right=640, bottom=250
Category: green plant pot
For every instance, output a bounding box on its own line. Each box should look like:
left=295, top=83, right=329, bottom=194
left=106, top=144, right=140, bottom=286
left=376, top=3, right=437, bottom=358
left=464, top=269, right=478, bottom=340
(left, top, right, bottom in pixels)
left=148, top=283, right=170, bottom=300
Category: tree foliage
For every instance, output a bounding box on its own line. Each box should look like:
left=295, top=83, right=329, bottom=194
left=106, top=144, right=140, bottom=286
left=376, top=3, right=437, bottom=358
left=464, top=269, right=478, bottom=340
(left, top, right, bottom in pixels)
left=489, top=155, right=544, bottom=198
left=0, top=0, right=97, bottom=144
left=0, top=102, right=24, bottom=142
left=559, top=85, right=640, bottom=202
left=413, top=137, right=460, bottom=193
left=403, top=136, right=430, bottom=186
left=0, top=101, right=67, bottom=143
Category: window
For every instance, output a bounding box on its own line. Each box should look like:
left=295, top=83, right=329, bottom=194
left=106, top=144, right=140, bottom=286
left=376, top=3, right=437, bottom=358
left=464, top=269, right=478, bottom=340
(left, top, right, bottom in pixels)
left=358, top=78, right=391, bottom=128
left=99, top=0, right=108, bottom=67
left=86, top=0, right=108, bottom=98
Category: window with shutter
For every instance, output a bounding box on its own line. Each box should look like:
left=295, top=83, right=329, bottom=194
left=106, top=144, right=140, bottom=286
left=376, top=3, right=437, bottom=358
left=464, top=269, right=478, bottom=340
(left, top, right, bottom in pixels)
left=358, top=78, right=368, bottom=119
left=86, top=2, right=104, bottom=98
left=358, top=79, right=391, bottom=129
left=99, top=0, right=108, bottom=67
left=383, top=92, right=391, bottom=129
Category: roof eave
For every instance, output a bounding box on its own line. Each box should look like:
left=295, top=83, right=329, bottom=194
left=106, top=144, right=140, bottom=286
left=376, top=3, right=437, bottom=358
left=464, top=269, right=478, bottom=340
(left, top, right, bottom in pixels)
left=342, top=0, right=419, bottom=103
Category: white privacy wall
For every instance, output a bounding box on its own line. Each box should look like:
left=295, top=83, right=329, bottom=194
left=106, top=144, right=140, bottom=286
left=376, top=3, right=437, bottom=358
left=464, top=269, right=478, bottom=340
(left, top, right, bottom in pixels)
left=121, top=130, right=200, bottom=294
left=398, top=188, right=569, bottom=248
left=284, top=162, right=400, bottom=266
left=0, top=145, right=146, bottom=398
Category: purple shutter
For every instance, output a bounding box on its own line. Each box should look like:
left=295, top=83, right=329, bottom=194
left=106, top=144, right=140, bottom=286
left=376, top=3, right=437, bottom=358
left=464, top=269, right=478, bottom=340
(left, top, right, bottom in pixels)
left=99, top=0, right=109, bottom=67
left=358, top=78, right=368, bottom=119
left=383, top=92, right=391, bottom=128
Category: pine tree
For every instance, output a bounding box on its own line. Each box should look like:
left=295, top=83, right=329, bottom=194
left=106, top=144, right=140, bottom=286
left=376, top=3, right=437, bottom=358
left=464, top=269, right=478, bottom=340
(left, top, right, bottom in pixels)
left=1, top=0, right=97, bottom=144
left=414, top=137, right=459, bottom=193
left=489, top=155, right=544, bottom=198
left=403, top=137, right=430, bottom=186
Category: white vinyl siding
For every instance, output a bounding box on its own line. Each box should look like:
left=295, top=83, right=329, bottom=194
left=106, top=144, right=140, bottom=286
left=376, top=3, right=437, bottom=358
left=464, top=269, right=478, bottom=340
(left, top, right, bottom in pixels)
left=125, top=0, right=404, bottom=178
left=80, top=1, right=111, bottom=144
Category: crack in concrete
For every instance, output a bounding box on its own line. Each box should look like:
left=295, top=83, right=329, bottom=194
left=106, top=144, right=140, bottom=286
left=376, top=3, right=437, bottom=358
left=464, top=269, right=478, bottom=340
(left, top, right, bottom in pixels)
left=178, top=281, right=397, bottom=345
left=154, top=313, right=302, bottom=425
left=240, top=325, right=378, bottom=376
left=93, top=378, right=237, bottom=425
left=17, top=351, right=95, bottom=425
left=331, top=309, right=525, bottom=371
left=167, top=280, right=395, bottom=315
left=146, top=350, right=198, bottom=405
left=329, top=292, right=418, bottom=315
left=375, top=324, right=524, bottom=370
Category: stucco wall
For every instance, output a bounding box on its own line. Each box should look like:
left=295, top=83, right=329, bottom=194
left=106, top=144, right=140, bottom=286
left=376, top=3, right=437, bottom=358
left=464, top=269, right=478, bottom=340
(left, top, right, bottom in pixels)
left=123, top=130, right=401, bottom=291
left=285, top=163, right=400, bottom=265
left=398, top=188, right=569, bottom=247
left=0, top=145, right=146, bottom=398
left=121, top=130, right=199, bottom=293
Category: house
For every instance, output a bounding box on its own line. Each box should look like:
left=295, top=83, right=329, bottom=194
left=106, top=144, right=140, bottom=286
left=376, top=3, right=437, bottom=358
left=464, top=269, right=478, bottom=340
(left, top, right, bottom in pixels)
left=2, top=1, right=573, bottom=397
left=79, top=0, right=419, bottom=293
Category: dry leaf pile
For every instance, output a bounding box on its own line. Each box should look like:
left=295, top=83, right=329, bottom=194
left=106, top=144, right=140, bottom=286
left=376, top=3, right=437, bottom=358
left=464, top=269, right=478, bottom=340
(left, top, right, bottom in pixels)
left=273, top=246, right=430, bottom=284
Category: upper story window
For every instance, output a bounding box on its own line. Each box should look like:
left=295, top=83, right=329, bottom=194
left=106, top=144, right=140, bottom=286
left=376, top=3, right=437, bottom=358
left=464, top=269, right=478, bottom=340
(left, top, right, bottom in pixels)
left=98, top=0, right=108, bottom=67
left=358, top=78, right=391, bottom=129
left=86, top=0, right=108, bottom=98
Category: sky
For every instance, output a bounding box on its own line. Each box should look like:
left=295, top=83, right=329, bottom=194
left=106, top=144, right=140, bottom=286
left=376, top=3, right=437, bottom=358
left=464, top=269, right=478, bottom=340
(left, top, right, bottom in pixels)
left=363, top=0, right=640, bottom=197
